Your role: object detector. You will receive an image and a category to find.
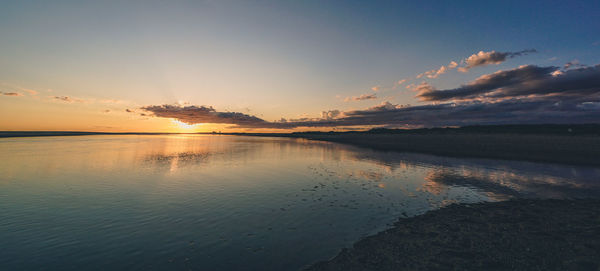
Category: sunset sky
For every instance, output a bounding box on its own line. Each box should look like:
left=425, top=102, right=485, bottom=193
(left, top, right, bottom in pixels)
left=1, top=0, right=599, bottom=132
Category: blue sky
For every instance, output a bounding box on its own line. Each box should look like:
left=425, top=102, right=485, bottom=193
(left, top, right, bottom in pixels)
left=0, top=0, right=599, bottom=131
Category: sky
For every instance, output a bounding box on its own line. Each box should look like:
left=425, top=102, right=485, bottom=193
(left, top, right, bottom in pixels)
left=1, top=0, right=599, bottom=132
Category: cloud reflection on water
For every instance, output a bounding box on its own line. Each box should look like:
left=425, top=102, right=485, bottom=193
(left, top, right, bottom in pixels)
left=2, top=135, right=600, bottom=271
left=342, top=147, right=600, bottom=200
left=137, top=135, right=600, bottom=200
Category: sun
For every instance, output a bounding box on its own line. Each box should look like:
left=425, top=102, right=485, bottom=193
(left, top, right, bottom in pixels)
left=171, top=119, right=201, bottom=131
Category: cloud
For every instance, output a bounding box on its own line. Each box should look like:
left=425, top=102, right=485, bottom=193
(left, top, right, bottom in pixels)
left=23, top=89, right=38, bottom=95
left=53, top=96, right=71, bottom=102
left=578, top=102, right=600, bottom=110
left=344, top=93, right=378, bottom=102
left=563, top=60, right=586, bottom=70
left=321, top=110, right=341, bottom=120
left=408, top=81, right=435, bottom=94
left=417, top=66, right=446, bottom=79
left=371, top=86, right=381, bottom=91
left=142, top=96, right=600, bottom=130
left=417, top=64, right=600, bottom=102
left=391, top=79, right=408, bottom=90
left=142, top=62, right=600, bottom=130
left=458, top=49, right=537, bottom=72
left=99, top=99, right=124, bottom=104
left=417, top=61, right=458, bottom=79
left=365, top=101, right=403, bottom=111
left=415, top=49, right=535, bottom=80
left=52, top=96, right=86, bottom=103
left=141, top=104, right=267, bottom=126
left=0, top=83, right=38, bottom=96
left=1, top=92, right=23, bottom=96
left=280, top=98, right=598, bottom=128
left=259, top=98, right=597, bottom=129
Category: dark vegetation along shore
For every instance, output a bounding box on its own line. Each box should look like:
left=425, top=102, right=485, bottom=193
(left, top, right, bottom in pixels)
left=307, top=199, right=600, bottom=271
left=286, top=124, right=600, bottom=166
left=205, top=124, right=600, bottom=166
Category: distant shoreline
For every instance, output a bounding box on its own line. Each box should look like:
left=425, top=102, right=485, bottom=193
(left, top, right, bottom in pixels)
left=286, top=132, right=600, bottom=166
left=2, top=124, right=600, bottom=166
left=0, top=131, right=202, bottom=138
left=305, top=199, right=600, bottom=271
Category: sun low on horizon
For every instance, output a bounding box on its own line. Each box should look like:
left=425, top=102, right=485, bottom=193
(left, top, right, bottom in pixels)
left=1, top=1, right=599, bottom=133
left=3, top=2, right=600, bottom=271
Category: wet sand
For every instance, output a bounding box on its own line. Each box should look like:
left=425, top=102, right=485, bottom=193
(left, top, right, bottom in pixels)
left=306, top=199, right=600, bottom=271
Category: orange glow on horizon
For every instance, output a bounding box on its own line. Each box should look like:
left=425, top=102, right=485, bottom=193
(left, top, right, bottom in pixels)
left=171, top=119, right=202, bottom=131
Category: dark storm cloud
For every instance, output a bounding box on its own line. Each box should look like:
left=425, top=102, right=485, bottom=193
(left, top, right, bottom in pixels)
left=418, top=64, right=600, bottom=102
left=458, top=49, right=537, bottom=72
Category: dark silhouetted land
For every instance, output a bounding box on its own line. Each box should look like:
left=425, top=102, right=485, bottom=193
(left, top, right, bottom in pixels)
left=3, top=125, right=600, bottom=166
left=289, top=132, right=600, bottom=166
left=306, top=199, right=600, bottom=271
left=265, top=124, right=600, bottom=166
left=5, top=124, right=599, bottom=168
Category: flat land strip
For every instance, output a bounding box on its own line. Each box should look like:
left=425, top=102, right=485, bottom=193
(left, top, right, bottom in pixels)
left=294, top=133, right=600, bottom=166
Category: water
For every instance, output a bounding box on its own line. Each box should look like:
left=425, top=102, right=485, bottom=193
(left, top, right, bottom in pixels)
left=1, top=135, right=599, bottom=270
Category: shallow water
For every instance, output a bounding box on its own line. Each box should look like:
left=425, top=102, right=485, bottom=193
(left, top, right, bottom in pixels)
left=1, top=135, right=599, bottom=270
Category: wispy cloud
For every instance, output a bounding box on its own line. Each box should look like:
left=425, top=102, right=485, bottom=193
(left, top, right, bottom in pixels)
left=417, top=61, right=459, bottom=79
left=1, top=92, right=23, bottom=96
left=563, top=59, right=586, bottom=70
left=52, top=96, right=87, bottom=103
left=0, top=83, right=39, bottom=97
left=99, top=99, right=125, bottom=104
left=407, top=81, right=435, bottom=93
left=458, top=49, right=537, bottom=72
left=344, top=93, right=378, bottom=102
left=23, top=89, right=38, bottom=95
left=411, top=49, right=535, bottom=83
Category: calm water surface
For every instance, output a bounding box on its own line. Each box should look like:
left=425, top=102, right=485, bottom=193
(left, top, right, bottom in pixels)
left=1, top=135, right=600, bottom=270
